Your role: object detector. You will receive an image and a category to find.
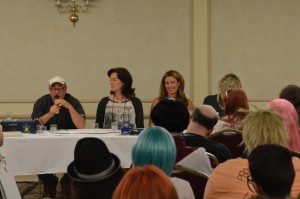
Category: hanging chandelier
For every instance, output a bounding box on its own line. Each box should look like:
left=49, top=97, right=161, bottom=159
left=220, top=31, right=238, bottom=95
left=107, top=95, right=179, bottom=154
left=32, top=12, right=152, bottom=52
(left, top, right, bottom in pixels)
left=55, top=0, right=91, bottom=27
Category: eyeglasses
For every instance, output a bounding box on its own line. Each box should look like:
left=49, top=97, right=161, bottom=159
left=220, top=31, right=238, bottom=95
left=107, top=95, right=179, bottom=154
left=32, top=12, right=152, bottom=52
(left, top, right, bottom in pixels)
left=49, top=87, right=65, bottom=91
left=246, top=175, right=255, bottom=193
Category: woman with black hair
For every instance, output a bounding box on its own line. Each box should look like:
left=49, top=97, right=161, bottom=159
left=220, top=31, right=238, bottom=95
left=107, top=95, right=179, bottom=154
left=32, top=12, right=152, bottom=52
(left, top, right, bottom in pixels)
left=96, top=67, right=144, bottom=129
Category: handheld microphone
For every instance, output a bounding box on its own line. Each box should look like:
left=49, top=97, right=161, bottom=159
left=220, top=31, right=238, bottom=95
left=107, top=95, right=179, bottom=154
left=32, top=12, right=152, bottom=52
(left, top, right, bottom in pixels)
left=54, top=95, right=59, bottom=100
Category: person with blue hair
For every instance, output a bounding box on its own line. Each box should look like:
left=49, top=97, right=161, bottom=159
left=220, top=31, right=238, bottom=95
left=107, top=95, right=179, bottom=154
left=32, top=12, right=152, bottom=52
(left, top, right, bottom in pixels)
left=131, top=126, right=195, bottom=199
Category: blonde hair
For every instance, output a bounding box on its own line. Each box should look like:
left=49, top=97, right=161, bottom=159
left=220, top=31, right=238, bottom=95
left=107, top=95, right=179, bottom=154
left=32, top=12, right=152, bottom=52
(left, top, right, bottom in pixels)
left=242, top=109, right=288, bottom=153
left=218, top=73, right=242, bottom=93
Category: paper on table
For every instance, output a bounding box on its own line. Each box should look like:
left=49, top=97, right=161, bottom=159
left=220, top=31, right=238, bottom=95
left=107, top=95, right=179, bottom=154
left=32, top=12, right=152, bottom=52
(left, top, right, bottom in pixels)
left=55, top=129, right=121, bottom=134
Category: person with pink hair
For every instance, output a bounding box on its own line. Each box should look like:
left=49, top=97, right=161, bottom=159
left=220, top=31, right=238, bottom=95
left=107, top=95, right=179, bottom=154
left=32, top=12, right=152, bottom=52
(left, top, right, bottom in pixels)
left=267, top=98, right=300, bottom=152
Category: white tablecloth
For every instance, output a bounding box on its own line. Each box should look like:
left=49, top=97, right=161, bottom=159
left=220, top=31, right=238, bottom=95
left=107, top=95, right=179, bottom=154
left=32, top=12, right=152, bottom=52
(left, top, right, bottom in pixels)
left=0, top=129, right=138, bottom=175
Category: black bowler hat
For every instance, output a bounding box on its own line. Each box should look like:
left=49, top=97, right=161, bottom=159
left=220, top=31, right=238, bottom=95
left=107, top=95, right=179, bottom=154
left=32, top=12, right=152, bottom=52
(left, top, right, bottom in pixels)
left=67, top=137, right=121, bottom=182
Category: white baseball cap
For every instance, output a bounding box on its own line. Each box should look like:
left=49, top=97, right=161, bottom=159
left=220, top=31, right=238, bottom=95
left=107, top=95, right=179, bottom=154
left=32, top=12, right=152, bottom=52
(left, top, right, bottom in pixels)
left=49, top=76, right=66, bottom=86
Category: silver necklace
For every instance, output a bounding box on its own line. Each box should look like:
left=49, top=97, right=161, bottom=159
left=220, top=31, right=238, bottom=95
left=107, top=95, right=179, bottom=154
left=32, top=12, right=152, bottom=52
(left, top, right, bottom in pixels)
left=114, top=94, right=125, bottom=103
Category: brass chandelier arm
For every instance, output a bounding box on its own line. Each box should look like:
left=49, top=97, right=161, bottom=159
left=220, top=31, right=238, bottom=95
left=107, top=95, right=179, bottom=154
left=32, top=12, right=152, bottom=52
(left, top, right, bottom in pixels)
left=55, top=0, right=91, bottom=27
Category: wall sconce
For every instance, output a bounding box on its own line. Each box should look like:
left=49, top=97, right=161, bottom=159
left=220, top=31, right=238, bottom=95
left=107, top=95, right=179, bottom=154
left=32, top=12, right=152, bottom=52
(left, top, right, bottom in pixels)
left=55, top=0, right=91, bottom=27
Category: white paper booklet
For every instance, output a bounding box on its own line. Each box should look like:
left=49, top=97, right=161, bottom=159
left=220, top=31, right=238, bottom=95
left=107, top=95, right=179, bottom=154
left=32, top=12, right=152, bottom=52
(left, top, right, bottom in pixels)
left=176, top=147, right=213, bottom=176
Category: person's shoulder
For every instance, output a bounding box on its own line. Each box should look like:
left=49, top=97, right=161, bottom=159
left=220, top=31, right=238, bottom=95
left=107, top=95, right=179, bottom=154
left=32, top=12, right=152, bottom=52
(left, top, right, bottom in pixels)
left=217, top=158, right=247, bottom=169
left=65, top=93, right=81, bottom=102
left=152, top=97, right=160, bottom=103
left=97, top=96, right=110, bottom=105
left=184, top=133, right=204, bottom=140
left=151, top=97, right=160, bottom=106
left=204, top=94, right=217, bottom=99
left=35, top=94, right=51, bottom=102
left=206, top=139, right=232, bottom=153
left=212, top=119, right=231, bottom=133
left=187, top=98, right=195, bottom=110
left=203, top=94, right=218, bottom=103
left=100, top=96, right=110, bottom=101
left=130, top=96, right=142, bottom=102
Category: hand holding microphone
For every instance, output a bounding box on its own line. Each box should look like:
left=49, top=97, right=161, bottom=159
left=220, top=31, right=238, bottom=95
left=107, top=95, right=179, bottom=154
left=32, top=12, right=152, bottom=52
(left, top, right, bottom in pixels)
left=49, top=95, right=60, bottom=116
left=54, top=95, right=72, bottom=110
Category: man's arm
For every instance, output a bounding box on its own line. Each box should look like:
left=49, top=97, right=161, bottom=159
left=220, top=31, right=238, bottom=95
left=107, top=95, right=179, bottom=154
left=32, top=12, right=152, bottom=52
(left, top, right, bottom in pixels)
left=55, top=98, right=86, bottom=129
left=32, top=96, right=58, bottom=126
left=67, top=105, right=86, bottom=129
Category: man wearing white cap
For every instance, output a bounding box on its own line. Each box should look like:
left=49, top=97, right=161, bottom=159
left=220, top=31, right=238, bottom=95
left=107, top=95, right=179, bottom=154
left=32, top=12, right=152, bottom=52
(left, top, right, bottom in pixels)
left=31, top=76, right=86, bottom=198
left=32, top=76, right=85, bottom=129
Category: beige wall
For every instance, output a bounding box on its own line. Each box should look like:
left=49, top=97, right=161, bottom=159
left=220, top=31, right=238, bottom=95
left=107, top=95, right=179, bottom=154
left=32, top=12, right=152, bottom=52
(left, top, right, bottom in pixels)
left=1, top=0, right=289, bottom=128
left=0, top=0, right=193, bottom=127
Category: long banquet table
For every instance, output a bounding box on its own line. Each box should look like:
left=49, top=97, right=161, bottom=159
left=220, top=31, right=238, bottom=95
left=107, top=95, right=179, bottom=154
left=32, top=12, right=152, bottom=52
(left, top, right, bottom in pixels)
left=0, top=129, right=138, bottom=176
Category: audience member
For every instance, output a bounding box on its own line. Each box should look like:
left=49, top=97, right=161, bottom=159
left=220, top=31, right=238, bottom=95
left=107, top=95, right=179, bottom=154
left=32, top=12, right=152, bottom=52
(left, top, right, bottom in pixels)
left=149, top=70, right=194, bottom=125
left=203, top=73, right=242, bottom=117
left=96, top=67, right=144, bottom=129
left=279, top=84, right=300, bottom=126
left=267, top=99, right=300, bottom=152
left=131, top=126, right=194, bottom=199
left=248, top=144, right=295, bottom=199
left=31, top=76, right=86, bottom=198
left=212, top=88, right=249, bottom=133
left=184, top=105, right=232, bottom=163
left=204, top=108, right=300, bottom=199
left=150, top=98, right=195, bottom=162
left=65, top=137, right=124, bottom=199
left=112, top=165, right=179, bottom=199
left=151, top=99, right=213, bottom=176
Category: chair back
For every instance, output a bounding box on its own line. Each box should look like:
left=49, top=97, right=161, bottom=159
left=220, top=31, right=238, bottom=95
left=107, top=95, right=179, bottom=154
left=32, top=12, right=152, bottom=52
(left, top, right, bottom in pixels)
left=0, top=155, right=22, bottom=199
left=206, top=152, right=219, bottom=168
left=172, top=165, right=209, bottom=199
left=207, top=128, right=245, bottom=158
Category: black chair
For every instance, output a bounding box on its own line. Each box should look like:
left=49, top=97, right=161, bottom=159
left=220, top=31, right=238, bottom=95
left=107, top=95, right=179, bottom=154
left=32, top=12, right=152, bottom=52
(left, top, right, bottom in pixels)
left=207, top=128, right=245, bottom=158
left=171, top=165, right=209, bottom=199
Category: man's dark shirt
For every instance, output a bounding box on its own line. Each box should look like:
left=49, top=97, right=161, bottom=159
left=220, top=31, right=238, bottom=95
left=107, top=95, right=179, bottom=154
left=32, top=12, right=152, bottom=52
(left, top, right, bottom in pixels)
left=31, top=93, right=85, bottom=129
left=183, top=133, right=232, bottom=163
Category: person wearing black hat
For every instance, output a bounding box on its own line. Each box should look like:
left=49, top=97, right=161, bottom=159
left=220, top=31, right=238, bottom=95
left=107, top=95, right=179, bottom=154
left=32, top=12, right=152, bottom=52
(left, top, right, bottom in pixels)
left=95, top=67, right=144, bottom=129
left=63, top=137, right=124, bottom=199
left=183, top=105, right=232, bottom=163
left=150, top=98, right=196, bottom=163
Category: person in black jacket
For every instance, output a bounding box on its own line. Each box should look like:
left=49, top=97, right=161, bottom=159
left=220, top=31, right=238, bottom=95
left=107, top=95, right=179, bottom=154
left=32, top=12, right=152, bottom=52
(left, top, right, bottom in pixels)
left=183, top=105, right=232, bottom=163
left=96, top=67, right=144, bottom=129
left=203, top=73, right=241, bottom=117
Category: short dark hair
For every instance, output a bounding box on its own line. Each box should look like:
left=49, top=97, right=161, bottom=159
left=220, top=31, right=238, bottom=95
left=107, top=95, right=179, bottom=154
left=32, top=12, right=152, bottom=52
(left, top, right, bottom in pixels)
left=279, top=84, right=300, bottom=126
left=150, top=98, right=189, bottom=133
left=107, top=67, right=135, bottom=98
left=248, top=144, right=295, bottom=198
